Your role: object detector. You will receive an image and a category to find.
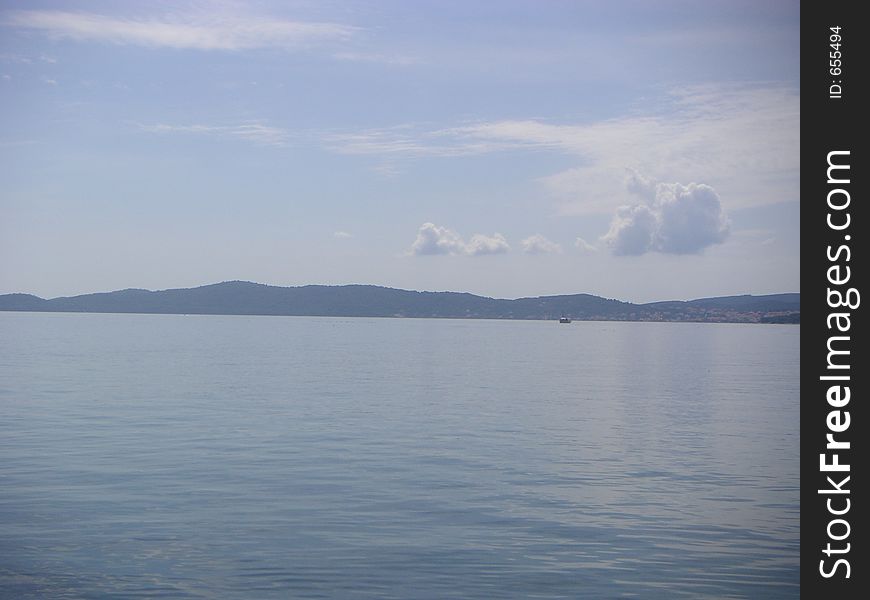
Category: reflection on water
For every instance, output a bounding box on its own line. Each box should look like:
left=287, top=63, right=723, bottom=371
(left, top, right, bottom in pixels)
left=0, top=313, right=799, bottom=598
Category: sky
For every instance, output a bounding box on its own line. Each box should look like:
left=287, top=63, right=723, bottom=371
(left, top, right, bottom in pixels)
left=0, top=0, right=800, bottom=303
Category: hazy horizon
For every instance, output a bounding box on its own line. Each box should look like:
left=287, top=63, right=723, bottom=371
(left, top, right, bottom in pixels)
left=1, top=1, right=799, bottom=304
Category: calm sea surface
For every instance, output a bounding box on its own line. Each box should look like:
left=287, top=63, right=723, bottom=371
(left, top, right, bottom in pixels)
left=0, top=312, right=799, bottom=599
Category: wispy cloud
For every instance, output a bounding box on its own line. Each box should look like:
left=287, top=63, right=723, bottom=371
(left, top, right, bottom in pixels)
left=325, top=126, right=515, bottom=158
left=324, top=85, right=799, bottom=212
left=0, top=52, right=58, bottom=64
left=139, top=122, right=290, bottom=146
left=3, top=9, right=357, bottom=51
left=0, top=53, right=32, bottom=64
left=333, top=231, right=352, bottom=239
left=730, top=228, right=779, bottom=248
left=409, top=223, right=509, bottom=257
left=332, top=52, right=418, bottom=66
left=327, top=128, right=436, bottom=157
left=370, top=162, right=401, bottom=178
left=574, top=237, right=597, bottom=254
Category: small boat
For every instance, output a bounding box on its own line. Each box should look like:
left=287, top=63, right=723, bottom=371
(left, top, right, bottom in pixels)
left=559, top=316, right=572, bottom=323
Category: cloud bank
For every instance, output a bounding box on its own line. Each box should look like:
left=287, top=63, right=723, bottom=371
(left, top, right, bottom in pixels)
left=410, top=223, right=509, bottom=256
left=602, top=176, right=730, bottom=256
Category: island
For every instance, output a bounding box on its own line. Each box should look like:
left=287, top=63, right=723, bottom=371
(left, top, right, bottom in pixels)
left=0, top=281, right=800, bottom=324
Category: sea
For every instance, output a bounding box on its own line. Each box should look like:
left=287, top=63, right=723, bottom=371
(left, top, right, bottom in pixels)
left=0, top=312, right=800, bottom=599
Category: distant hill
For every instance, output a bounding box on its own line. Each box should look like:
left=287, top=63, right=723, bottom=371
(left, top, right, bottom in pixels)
left=0, top=281, right=799, bottom=323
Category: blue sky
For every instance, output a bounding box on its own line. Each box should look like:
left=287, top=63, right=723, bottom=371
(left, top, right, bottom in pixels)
left=0, top=0, right=799, bottom=302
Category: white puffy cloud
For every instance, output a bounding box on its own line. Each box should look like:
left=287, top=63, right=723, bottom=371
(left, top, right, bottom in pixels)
left=466, top=233, right=510, bottom=256
left=655, top=183, right=730, bottom=253
left=603, top=204, right=658, bottom=256
left=409, top=223, right=509, bottom=256
left=624, top=168, right=657, bottom=201
left=521, top=234, right=561, bottom=255
left=409, top=223, right=467, bottom=255
left=602, top=179, right=730, bottom=256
